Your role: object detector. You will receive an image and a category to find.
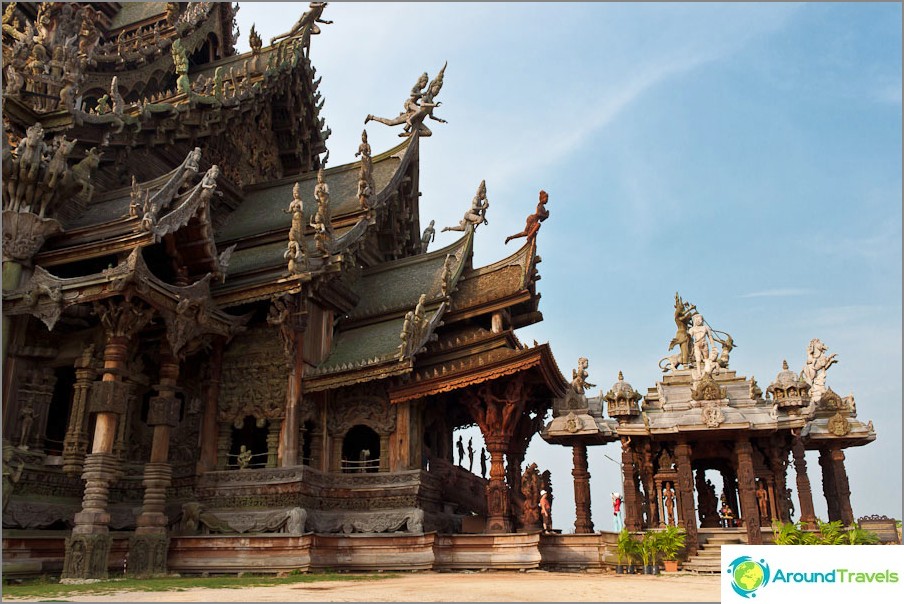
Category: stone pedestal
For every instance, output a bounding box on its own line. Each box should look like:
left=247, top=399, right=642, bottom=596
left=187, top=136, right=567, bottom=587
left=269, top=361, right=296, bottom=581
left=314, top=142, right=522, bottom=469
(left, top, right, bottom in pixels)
left=62, top=533, right=112, bottom=580
left=127, top=533, right=169, bottom=577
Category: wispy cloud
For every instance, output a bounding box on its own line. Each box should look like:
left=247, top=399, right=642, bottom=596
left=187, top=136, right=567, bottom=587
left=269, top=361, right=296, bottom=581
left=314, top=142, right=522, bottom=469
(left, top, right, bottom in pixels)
left=740, top=288, right=816, bottom=299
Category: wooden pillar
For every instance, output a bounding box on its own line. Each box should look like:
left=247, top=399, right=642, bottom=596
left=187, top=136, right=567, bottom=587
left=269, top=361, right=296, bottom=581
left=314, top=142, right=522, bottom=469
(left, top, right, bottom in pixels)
left=216, top=422, right=231, bottom=470
left=484, top=434, right=511, bottom=532
left=130, top=345, right=180, bottom=576
left=267, top=419, right=281, bottom=468
left=829, top=449, right=854, bottom=526
left=675, top=441, right=699, bottom=555
left=197, top=341, right=223, bottom=474
left=63, top=344, right=98, bottom=476
left=791, top=435, right=817, bottom=529
left=769, top=445, right=791, bottom=524
left=621, top=439, right=641, bottom=532
left=462, top=377, right=527, bottom=534
left=572, top=444, right=593, bottom=533
left=64, top=299, right=152, bottom=579
left=819, top=448, right=841, bottom=522
left=734, top=438, right=763, bottom=544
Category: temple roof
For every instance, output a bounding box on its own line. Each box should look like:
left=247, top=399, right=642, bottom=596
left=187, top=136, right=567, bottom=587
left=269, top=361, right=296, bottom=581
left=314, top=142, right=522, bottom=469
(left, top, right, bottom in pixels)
left=217, top=139, right=411, bottom=243
left=108, top=2, right=166, bottom=30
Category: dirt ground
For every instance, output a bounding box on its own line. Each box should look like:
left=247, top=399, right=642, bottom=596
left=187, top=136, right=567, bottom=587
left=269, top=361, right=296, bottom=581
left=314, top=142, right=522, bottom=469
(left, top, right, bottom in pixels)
left=13, top=571, right=721, bottom=602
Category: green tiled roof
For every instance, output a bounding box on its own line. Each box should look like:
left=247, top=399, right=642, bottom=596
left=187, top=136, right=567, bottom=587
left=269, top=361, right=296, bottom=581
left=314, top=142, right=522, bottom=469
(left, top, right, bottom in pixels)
left=110, top=3, right=167, bottom=30
left=217, top=153, right=402, bottom=242
left=313, top=317, right=406, bottom=373
left=346, top=232, right=471, bottom=321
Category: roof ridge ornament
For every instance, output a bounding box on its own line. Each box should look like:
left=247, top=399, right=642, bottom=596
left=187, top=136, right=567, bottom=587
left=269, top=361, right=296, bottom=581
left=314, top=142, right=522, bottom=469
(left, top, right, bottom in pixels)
left=441, top=180, right=489, bottom=233
left=270, top=2, right=332, bottom=57
left=365, top=62, right=448, bottom=138
left=505, top=190, right=550, bottom=245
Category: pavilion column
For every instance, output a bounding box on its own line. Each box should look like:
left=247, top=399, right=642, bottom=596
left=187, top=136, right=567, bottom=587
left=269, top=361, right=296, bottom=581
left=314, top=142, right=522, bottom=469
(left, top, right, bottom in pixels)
left=278, top=297, right=306, bottom=468
left=484, top=435, right=511, bottom=532
left=734, top=438, right=763, bottom=544
left=196, top=341, right=223, bottom=474
left=769, top=445, right=791, bottom=523
left=129, top=345, right=180, bottom=576
left=641, top=444, right=657, bottom=528
left=620, top=439, right=641, bottom=532
left=572, top=444, right=593, bottom=533
left=63, top=345, right=98, bottom=477
left=216, top=422, right=231, bottom=470
left=674, top=441, right=699, bottom=555
left=791, top=435, right=817, bottom=528
left=463, top=377, right=528, bottom=534
left=830, top=449, right=854, bottom=525
left=63, top=299, right=153, bottom=579
left=819, top=448, right=841, bottom=522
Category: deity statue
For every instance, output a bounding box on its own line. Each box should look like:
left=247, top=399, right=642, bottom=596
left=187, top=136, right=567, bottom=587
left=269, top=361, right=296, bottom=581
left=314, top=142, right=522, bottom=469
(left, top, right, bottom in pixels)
left=668, top=293, right=696, bottom=368
left=442, top=180, right=489, bottom=232
left=756, top=481, right=769, bottom=519
left=689, top=314, right=715, bottom=372
left=313, top=168, right=332, bottom=236
left=269, top=2, right=332, bottom=50
left=663, top=482, right=676, bottom=526
left=366, top=63, right=447, bottom=137
left=800, top=338, right=837, bottom=402
left=467, top=438, right=474, bottom=472
left=18, top=402, right=34, bottom=449
left=479, top=447, right=488, bottom=479
left=571, top=357, right=595, bottom=395
left=505, top=190, right=550, bottom=245
left=237, top=445, right=252, bottom=469
left=456, top=434, right=464, bottom=467
left=284, top=182, right=308, bottom=272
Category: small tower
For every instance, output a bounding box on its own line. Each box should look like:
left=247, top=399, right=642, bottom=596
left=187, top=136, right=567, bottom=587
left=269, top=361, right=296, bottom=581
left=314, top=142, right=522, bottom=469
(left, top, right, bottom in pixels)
left=765, top=360, right=811, bottom=411
left=604, top=371, right=642, bottom=419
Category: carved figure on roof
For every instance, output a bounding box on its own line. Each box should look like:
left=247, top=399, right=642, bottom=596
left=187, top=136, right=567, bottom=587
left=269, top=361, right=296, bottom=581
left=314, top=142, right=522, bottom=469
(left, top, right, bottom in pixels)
left=4, top=64, right=24, bottom=96
left=442, top=180, right=489, bottom=232
left=165, top=2, right=180, bottom=27
left=355, top=130, right=374, bottom=208
left=270, top=2, right=332, bottom=49
left=405, top=62, right=447, bottom=137
left=420, top=220, right=436, bottom=253
left=440, top=253, right=456, bottom=298
left=313, top=168, right=332, bottom=235
left=8, top=122, right=46, bottom=212
left=77, top=7, right=99, bottom=59
left=310, top=215, right=330, bottom=256
left=366, top=64, right=447, bottom=137
left=249, top=24, right=262, bottom=55
left=668, top=293, right=696, bottom=369
left=38, top=135, right=76, bottom=217
left=286, top=182, right=306, bottom=243
left=505, top=190, right=550, bottom=245
left=399, top=310, right=414, bottom=360
left=571, top=357, right=595, bottom=395
left=689, top=314, right=716, bottom=371
left=171, top=38, right=190, bottom=94
left=800, top=338, right=837, bottom=402
left=109, top=76, right=123, bottom=116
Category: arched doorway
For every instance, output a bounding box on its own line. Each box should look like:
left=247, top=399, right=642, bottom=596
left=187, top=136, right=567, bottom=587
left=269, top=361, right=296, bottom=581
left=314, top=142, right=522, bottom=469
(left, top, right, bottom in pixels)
left=342, top=424, right=380, bottom=473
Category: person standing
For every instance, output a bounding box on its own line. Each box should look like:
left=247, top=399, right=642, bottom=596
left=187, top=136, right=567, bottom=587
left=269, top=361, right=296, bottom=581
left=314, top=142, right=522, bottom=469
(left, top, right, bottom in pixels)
left=539, top=489, right=552, bottom=533
left=612, top=492, right=624, bottom=532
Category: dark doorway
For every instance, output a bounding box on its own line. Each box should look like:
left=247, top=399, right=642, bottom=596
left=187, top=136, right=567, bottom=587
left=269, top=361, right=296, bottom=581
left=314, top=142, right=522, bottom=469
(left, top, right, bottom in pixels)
left=301, top=420, right=315, bottom=465
left=342, top=425, right=380, bottom=473
left=45, top=366, right=75, bottom=455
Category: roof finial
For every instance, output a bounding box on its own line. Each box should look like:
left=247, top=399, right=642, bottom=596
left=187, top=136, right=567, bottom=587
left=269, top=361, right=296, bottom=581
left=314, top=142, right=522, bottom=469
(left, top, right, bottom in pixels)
left=617, top=370, right=624, bottom=381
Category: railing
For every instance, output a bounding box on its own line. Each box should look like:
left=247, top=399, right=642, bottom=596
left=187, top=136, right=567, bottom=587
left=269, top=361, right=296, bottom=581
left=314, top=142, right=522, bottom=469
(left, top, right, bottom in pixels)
left=340, top=458, right=380, bottom=473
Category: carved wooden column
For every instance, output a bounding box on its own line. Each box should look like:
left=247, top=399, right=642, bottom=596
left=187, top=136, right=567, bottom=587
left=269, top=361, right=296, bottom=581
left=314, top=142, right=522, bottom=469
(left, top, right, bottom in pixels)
left=196, top=341, right=223, bottom=474
left=791, top=435, right=817, bottom=529
left=275, top=296, right=305, bottom=467
left=267, top=419, right=281, bottom=468
left=734, top=438, right=763, bottom=545
left=641, top=442, right=657, bottom=528
left=63, top=345, right=98, bottom=476
left=620, top=439, right=641, bottom=532
left=572, top=444, right=593, bottom=533
left=829, top=449, right=853, bottom=526
left=463, top=377, right=528, bottom=533
left=64, top=299, right=153, bottom=579
left=130, top=346, right=180, bottom=576
left=216, top=422, right=231, bottom=470
left=818, top=448, right=841, bottom=522
left=674, top=440, right=699, bottom=555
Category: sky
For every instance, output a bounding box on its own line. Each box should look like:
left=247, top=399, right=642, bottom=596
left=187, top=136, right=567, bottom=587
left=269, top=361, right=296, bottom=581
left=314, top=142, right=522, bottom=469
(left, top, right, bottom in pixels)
left=236, top=3, right=902, bottom=531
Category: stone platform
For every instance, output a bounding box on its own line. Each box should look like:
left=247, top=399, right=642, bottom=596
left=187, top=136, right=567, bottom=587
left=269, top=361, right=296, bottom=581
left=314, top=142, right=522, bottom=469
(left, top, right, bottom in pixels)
left=168, top=534, right=314, bottom=574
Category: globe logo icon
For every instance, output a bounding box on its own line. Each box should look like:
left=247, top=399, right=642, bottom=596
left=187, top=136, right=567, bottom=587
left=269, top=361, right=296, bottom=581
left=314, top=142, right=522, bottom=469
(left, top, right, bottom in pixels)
left=726, top=556, right=770, bottom=598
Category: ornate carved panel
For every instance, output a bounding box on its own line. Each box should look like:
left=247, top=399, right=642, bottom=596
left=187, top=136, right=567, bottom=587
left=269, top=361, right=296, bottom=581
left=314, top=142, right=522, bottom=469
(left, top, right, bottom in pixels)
left=218, top=327, right=288, bottom=423
left=327, top=385, right=396, bottom=436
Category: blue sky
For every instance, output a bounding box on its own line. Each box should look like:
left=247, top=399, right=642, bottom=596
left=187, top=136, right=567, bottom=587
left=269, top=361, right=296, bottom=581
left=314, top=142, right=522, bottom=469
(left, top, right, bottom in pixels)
left=237, top=3, right=902, bottom=530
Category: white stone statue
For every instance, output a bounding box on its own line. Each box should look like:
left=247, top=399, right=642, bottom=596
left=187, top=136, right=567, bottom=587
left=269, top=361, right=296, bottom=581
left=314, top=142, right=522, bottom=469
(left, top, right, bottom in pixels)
left=800, top=338, right=837, bottom=402
left=689, top=314, right=715, bottom=371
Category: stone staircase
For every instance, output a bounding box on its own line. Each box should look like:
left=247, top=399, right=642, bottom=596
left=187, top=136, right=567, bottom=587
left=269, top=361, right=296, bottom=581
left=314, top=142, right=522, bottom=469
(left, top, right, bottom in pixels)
left=682, top=529, right=746, bottom=573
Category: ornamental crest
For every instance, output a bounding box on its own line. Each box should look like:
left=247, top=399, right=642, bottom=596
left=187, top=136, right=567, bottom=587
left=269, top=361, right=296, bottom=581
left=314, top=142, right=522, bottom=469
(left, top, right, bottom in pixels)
left=827, top=412, right=851, bottom=437
left=564, top=412, right=582, bottom=433
left=701, top=402, right=725, bottom=428
left=691, top=374, right=726, bottom=402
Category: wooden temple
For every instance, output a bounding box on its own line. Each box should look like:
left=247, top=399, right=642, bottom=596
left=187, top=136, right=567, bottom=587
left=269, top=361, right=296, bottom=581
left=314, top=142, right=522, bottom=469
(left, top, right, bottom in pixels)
left=1, top=1, right=881, bottom=580
left=2, top=1, right=571, bottom=578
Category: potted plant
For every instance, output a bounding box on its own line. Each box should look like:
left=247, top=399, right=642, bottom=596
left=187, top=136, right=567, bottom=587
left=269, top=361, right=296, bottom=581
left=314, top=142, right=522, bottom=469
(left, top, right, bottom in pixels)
left=658, top=525, right=686, bottom=572
left=615, top=528, right=633, bottom=574
left=640, top=531, right=658, bottom=575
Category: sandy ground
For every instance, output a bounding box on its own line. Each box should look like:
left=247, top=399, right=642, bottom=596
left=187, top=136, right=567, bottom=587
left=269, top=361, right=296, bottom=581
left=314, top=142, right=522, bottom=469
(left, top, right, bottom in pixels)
left=6, top=571, right=721, bottom=602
